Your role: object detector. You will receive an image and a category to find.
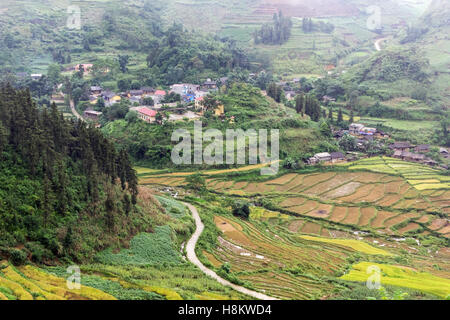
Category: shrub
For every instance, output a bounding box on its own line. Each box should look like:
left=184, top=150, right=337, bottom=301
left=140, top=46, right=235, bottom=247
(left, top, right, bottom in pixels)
left=9, top=249, right=27, bottom=266
left=232, top=201, right=250, bottom=220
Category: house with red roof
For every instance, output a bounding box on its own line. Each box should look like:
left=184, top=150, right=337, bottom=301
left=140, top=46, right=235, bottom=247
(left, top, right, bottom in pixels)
left=154, top=90, right=166, bottom=96
left=137, top=107, right=157, bottom=123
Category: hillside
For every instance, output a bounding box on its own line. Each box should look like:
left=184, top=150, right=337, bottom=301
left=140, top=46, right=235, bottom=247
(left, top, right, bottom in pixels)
left=0, top=85, right=142, bottom=263
left=102, top=83, right=335, bottom=168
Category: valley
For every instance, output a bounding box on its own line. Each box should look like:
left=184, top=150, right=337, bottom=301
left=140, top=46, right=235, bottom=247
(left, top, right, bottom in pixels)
left=0, top=0, right=448, bottom=303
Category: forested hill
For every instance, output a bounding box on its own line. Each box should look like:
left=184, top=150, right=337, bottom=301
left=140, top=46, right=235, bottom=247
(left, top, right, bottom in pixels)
left=0, top=85, right=148, bottom=264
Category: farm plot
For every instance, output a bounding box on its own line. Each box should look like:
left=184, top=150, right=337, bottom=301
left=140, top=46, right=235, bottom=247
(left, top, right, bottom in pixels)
left=343, top=157, right=450, bottom=191
left=299, top=236, right=393, bottom=256
left=341, top=262, right=450, bottom=299
left=206, top=214, right=352, bottom=299
left=0, top=262, right=115, bottom=300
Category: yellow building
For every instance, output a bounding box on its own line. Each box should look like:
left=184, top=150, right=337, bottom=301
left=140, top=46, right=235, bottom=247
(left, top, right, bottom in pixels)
left=214, top=104, right=225, bottom=117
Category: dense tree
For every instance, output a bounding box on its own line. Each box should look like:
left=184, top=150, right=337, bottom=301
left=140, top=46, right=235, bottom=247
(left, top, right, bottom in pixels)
left=118, top=55, right=130, bottom=73
left=267, top=83, right=283, bottom=103
left=337, top=108, right=344, bottom=124
left=232, top=201, right=250, bottom=220
left=0, top=85, right=138, bottom=262
left=254, top=11, right=293, bottom=45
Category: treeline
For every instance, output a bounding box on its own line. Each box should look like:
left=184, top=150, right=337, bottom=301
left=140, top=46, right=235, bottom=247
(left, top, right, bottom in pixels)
left=295, top=93, right=322, bottom=122
left=146, top=23, right=250, bottom=85
left=253, top=11, right=293, bottom=45
left=302, top=18, right=335, bottom=34
left=0, top=85, right=138, bottom=263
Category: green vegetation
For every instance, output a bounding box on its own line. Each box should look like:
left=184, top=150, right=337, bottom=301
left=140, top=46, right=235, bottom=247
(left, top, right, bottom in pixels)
left=103, top=83, right=335, bottom=168
left=96, top=226, right=182, bottom=266
left=0, top=86, right=141, bottom=263
left=341, top=262, right=450, bottom=299
left=299, top=236, right=394, bottom=256
left=253, top=11, right=293, bottom=45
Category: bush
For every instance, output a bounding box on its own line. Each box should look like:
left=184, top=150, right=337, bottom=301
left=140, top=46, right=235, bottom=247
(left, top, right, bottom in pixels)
left=9, top=249, right=27, bottom=266
left=232, top=201, right=250, bottom=220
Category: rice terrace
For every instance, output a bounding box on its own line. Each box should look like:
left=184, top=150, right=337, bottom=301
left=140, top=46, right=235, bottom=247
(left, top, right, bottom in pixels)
left=139, top=156, right=450, bottom=300
left=0, top=0, right=449, bottom=309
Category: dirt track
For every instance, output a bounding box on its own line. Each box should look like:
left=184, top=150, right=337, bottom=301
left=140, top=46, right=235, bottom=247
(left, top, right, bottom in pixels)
left=183, top=202, right=279, bottom=300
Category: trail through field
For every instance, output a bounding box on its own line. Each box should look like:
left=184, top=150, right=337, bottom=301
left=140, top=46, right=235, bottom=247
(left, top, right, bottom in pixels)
left=183, top=202, right=279, bottom=301
left=61, top=92, right=84, bottom=121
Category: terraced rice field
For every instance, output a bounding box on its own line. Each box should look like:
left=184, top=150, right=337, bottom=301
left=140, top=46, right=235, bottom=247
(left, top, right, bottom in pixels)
left=341, top=262, right=450, bottom=299
left=0, top=262, right=115, bottom=300
left=206, top=215, right=353, bottom=299
left=139, top=159, right=450, bottom=238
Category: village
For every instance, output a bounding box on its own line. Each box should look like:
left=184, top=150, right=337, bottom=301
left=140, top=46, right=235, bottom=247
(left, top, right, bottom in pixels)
left=309, top=122, right=449, bottom=170
left=82, top=77, right=230, bottom=124
left=40, top=64, right=449, bottom=171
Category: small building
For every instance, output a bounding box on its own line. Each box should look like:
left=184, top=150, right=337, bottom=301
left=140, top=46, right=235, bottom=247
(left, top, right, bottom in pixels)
left=102, top=91, right=121, bottom=106
left=202, top=79, right=217, bottom=90
left=415, top=144, right=430, bottom=153
left=424, top=159, right=438, bottom=166
left=314, top=152, right=332, bottom=162
left=349, top=123, right=365, bottom=135
left=102, top=91, right=116, bottom=101
left=83, top=110, right=102, bottom=121
left=440, top=147, right=449, bottom=156
left=141, top=87, right=155, bottom=95
left=195, top=96, right=204, bottom=110
left=170, top=84, right=200, bottom=96
left=360, top=127, right=377, bottom=136
left=154, top=90, right=166, bottom=96
left=136, top=107, right=157, bottom=123
left=30, top=74, right=42, bottom=81
left=285, top=91, right=296, bottom=101
left=129, top=90, right=144, bottom=97
left=90, top=86, right=102, bottom=95
left=215, top=104, right=225, bottom=117
left=390, top=142, right=412, bottom=151
left=330, top=152, right=345, bottom=162
left=393, top=151, right=425, bottom=162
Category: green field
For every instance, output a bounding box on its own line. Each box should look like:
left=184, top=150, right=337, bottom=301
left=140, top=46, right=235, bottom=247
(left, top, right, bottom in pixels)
left=341, top=262, right=450, bottom=299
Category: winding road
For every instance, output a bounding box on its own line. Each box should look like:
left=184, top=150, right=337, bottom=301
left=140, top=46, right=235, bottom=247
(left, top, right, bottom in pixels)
left=69, top=97, right=84, bottom=121
left=183, top=202, right=279, bottom=300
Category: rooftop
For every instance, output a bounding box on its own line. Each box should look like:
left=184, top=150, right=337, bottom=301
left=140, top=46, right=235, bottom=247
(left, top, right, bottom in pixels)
left=137, top=107, right=157, bottom=117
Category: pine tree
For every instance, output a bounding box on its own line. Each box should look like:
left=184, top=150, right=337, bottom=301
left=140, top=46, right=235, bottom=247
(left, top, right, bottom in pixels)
left=337, top=108, right=344, bottom=124
left=349, top=110, right=354, bottom=124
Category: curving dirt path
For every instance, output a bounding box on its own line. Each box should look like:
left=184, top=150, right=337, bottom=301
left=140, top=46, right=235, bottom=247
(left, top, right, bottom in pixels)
left=60, top=92, right=84, bottom=121
left=183, top=202, right=279, bottom=300
left=69, top=98, right=84, bottom=121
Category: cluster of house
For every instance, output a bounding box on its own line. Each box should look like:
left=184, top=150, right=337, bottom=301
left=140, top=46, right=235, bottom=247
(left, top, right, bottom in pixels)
left=390, top=142, right=449, bottom=167
left=83, top=78, right=229, bottom=123
left=310, top=122, right=450, bottom=167
left=348, top=123, right=379, bottom=136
